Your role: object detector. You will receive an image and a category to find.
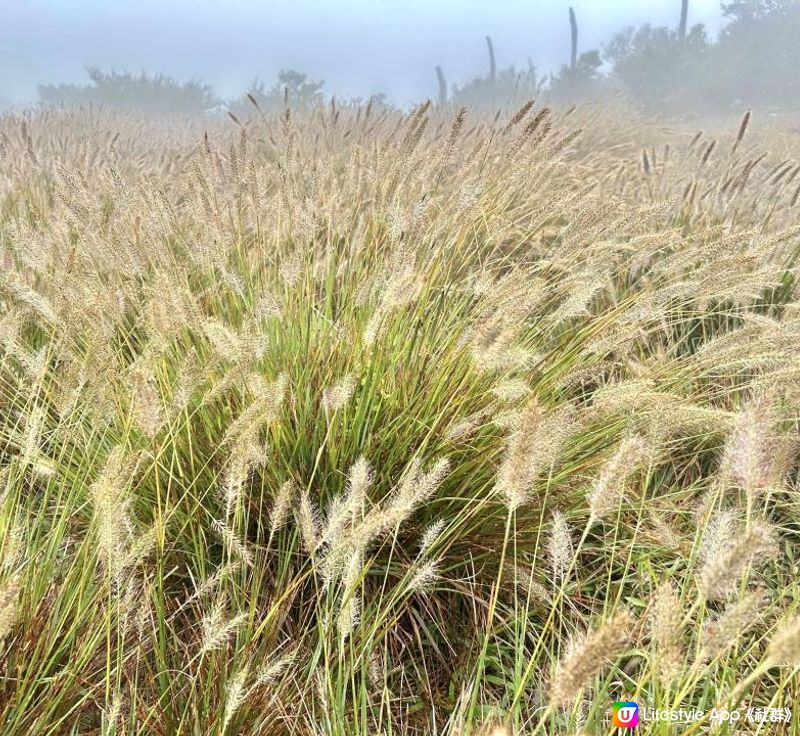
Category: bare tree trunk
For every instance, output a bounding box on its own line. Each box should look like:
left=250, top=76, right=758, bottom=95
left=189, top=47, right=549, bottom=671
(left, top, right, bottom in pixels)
left=679, top=0, right=689, bottom=39
left=485, top=36, right=497, bottom=83
left=435, top=66, right=447, bottom=107
left=569, top=7, right=578, bottom=70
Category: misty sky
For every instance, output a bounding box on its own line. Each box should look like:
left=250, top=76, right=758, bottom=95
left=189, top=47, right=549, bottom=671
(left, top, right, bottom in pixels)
left=1, top=1, right=727, bottom=107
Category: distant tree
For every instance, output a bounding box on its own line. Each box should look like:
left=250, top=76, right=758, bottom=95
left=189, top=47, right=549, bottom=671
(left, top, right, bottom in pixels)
left=721, top=0, right=795, bottom=25
left=228, top=70, right=325, bottom=117
left=363, top=92, right=391, bottom=109
left=714, top=0, right=800, bottom=108
left=38, top=68, right=220, bottom=115
left=602, top=0, right=800, bottom=114
left=450, top=63, right=542, bottom=110
left=273, top=69, right=325, bottom=107
left=604, top=23, right=711, bottom=112
left=547, top=49, right=605, bottom=101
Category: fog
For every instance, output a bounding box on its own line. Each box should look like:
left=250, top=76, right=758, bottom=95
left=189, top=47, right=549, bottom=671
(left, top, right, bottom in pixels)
left=1, top=0, right=727, bottom=107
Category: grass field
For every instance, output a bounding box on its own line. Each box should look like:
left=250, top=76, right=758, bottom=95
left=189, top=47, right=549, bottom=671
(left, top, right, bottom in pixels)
left=1, top=101, right=800, bottom=734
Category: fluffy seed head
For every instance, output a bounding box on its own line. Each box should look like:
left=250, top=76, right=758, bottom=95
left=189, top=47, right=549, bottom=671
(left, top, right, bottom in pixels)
left=391, top=457, right=451, bottom=519
left=270, top=480, right=296, bottom=534
left=322, top=456, right=373, bottom=547
left=699, top=519, right=779, bottom=601
left=322, top=374, right=358, bottom=413
left=767, top=616, right=800, bottom=667
left=588, top=435, right=647, bottom=521
left=337, top=549, right=363, bottom=641
left=344, top=457, right=450, bottom=554
left=648, top=582, right=684, bottom=682
left=550, top=609, right=634, bottom=707
left=256, top=649, right=296, bottom=687
left=701, top=590, right=764, bottom=660
left=102, top=690, right=125, bottom=733
left=409, top=559, right=440, bottom=593
left=419, top=519, right=447, bottom=556
left=494, top=399, right=547, bottom=510
left=296, top=487, right=321, bottom=554
left=0, top=576, right=21, bottom=642
left=721, top=394, right=790, bottom=499
left=130, top=364, right=163, bottom=438
left=89, top=448, right=139, bottom=578
left=547, top=511, right=573, bottom=582
left=200, top=602, right=248, bottom=654
left=211, top=519, right=254, bottom=567
left=222, top=665, right=249, bottom=732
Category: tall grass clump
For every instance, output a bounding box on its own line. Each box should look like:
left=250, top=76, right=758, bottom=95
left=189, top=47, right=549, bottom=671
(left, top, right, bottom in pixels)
left=0, top=101, right=799, bottom=734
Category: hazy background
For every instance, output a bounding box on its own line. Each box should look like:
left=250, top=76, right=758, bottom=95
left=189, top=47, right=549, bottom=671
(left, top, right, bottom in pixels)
left=0, top=0, right=727, bottom=108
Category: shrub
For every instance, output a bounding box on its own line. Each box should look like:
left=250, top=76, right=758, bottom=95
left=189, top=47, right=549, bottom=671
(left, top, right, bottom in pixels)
left=38, top=67, right=221, bottom=115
